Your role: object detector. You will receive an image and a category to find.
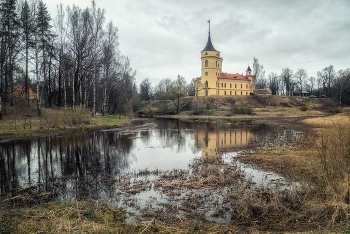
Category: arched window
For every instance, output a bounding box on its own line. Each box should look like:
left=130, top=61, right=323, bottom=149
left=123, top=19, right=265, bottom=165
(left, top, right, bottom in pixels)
left=205, top=81, right=208, bottom=88
left=205, top=60, right=208, bottom=67
left=205, top=52, right=208, bottom=55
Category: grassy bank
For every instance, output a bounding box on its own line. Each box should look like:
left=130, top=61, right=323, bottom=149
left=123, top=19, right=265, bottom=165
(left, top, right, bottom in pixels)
left=140, top=95, right=342, bottom=119
left=0, top=106, right=129, bottom=138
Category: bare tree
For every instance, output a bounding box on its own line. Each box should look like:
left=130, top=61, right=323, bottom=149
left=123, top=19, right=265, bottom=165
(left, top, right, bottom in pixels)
left=167, top=75, right=187, bottom=114
left=280, top=68, right=293, bottom=96
left=294, top=68, right=307, bottom=96
left=89, top=0, right=105, bottom=116
left=309, top=76, right=316, bottom=94
left=253, top=57, right=266, bottom=89
left=100, top=21, right=119, bottom=115
left=332, top=69, right=350, bottom=107
left=267, top=72, right=279, bottom=95
left=139, top=78, right=152, bottom=101
left=317, top=65, right=335, bottom=97
left=53, top=3, right=67, bottom=108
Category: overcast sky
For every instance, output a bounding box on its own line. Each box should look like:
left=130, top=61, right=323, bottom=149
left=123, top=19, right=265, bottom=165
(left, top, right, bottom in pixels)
left=46, top=0, right=350, bottom=85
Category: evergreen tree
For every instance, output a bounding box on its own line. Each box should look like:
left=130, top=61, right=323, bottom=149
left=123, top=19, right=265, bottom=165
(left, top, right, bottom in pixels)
left=35, top=0, right=53, bottom=116
left=0, top=0, right=19, bottom=107
left=20, top=0, right=35, bottom=104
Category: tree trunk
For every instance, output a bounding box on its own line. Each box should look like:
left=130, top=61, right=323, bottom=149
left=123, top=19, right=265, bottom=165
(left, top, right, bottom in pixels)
left=72, top=70, right=75, bottom=110
left=0, top=96, right=2, bottom=119
left=37, top=84, right=41, bottom=116
left=102, top=87, right=106, bottom=116
left=63, top=73, right=66, bottom=109
left=92, top=65, right=96, bottom=116
left=25, top=42, right=30, bottom=106
left=35, top=42, right=41, bottom=116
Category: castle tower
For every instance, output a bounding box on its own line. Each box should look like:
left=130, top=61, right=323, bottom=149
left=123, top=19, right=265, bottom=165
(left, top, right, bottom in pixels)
left=246, top=65, right=252, bottom=75
left=200, top=20, right=222, bottom=96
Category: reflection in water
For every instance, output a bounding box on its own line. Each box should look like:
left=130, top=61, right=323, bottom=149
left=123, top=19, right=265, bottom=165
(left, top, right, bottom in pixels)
left=0, top=119, right=301, bottom=211
left=195, top=122, right=253, bottom=157
left=0, top=130, right=134, bottom=201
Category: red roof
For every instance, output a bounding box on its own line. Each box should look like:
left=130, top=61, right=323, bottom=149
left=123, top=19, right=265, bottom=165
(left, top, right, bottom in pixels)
left=13, top=85, right=37, bottom=99
left=218, top=72, right=250, bottom=81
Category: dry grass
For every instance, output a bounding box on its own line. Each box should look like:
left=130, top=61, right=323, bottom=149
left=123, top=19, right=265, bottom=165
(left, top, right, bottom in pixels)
left=0, top=201, right=240, bottom=234
left=0, top=105, right=128, bottom=137
left=303, top=111, right=350, bottom=126
left=237, top=148, right=320, bottom=183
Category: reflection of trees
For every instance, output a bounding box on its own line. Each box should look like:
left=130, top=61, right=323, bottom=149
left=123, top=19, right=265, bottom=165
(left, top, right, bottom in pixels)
left=0, top=130, right=135, bottom=201
left=155, top=119, right=195, bottom=154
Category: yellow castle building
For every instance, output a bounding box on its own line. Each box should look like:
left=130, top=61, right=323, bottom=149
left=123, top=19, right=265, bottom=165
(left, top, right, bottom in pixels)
left=196, top=23, right=255, bottom=96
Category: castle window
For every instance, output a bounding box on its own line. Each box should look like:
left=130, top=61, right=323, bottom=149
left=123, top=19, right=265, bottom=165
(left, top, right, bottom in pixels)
left=230, top=84, right=232, bottom=88
left=224, top=83, right=226, bottom=88
left=216, top=61, right=217, bottom=67
left=205, top=60, right=208, bottom=67
left=205, top=52, right=208, bottom=55
left=205, top=72, right=208, bottom=76
left=224, top=91, right=226, bottom=95
left=205, top=81, right=208, bottom=88
left=246, top=92, right=248, bottom=95
left=235, top=91, right=237, bottom=95
left=241, top=91, right=242, bottom=95
left=230, top=91, right=232, bottom=95
left=221, top=83, right=223, bottom=88
left=241, top=84, right=242, bottom=88
left=246, top=84, right=248, bottom=89
left=235, top=84, right=237, bottom=88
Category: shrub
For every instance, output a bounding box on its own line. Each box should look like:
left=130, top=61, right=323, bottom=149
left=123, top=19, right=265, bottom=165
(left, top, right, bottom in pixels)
left=191, top=98, right=206, bottom=115
left=232, top=105, right=253, bottom=115
left=300, top=106, right=308, bottom=111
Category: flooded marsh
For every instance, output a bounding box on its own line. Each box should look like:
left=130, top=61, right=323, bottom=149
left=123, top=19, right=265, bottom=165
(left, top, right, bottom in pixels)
left=0, top=119, right=306, bottom=224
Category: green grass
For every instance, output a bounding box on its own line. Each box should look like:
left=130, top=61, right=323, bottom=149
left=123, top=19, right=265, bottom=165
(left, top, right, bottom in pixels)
left=90, top=115, right=128, bottom=127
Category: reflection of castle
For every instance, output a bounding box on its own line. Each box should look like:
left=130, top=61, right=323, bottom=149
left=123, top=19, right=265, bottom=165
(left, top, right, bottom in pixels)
left=196, top=128, right=253, bottom=157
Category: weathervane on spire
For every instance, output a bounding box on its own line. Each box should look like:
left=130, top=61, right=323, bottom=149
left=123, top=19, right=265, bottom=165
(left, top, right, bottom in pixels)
left=207, top=19, right=210, bottom=34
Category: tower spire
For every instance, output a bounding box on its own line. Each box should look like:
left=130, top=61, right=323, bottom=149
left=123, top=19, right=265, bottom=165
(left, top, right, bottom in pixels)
left=208, top=19, right=210, bottom=34
left=202, top=19, right=217, bottom=52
